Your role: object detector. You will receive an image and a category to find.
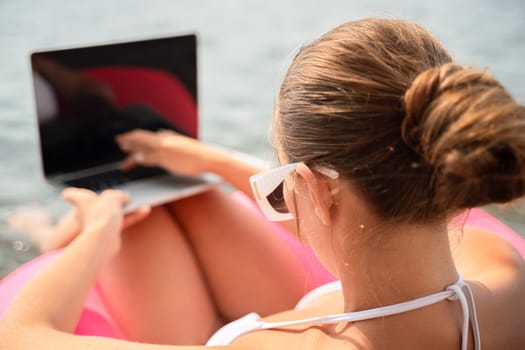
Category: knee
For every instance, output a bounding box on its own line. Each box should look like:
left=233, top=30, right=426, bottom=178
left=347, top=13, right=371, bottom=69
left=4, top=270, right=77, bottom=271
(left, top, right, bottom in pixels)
left=168, top=188, right=228, bottom=213
left=120, top=205, right=177, bottom=244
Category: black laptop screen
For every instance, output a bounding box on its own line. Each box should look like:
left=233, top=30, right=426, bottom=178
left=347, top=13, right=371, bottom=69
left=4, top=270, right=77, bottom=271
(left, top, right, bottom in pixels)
left=31, top=34, right=197, bottom=176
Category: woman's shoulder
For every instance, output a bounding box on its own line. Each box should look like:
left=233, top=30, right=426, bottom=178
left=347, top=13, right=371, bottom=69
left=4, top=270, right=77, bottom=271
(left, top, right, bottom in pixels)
left=456, top=226, right=525, bottom=349
left=454, top=226, right=525, bottom=281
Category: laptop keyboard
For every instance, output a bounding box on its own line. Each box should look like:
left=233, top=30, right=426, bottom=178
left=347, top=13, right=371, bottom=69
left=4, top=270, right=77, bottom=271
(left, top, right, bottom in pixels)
left=64, top=166, right=166, bottom=192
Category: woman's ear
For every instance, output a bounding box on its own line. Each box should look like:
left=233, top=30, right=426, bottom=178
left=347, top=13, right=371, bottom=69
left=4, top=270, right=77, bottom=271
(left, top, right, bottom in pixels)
left=295, top=163, right=334, bottom=225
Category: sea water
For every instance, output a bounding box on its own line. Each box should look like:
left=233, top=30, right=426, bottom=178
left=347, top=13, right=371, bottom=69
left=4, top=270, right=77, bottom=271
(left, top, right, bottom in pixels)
left=0, top=0, right=524, bottom=277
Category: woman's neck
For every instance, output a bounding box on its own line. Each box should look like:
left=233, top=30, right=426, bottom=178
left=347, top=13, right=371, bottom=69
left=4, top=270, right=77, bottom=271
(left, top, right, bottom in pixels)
left=336, top=219, right=458, bottom=313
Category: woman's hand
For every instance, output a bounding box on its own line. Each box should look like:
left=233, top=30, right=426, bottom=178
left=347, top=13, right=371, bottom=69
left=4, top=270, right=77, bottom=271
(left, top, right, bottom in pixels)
left=115, top=129, right=274, bottom=217
left=60, top=188, right=150, bottom=256
left=115, top=129, right=221, bottom=176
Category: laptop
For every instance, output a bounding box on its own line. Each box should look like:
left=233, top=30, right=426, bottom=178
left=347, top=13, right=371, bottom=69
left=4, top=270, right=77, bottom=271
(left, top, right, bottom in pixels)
left=30, top=34, right=220, bottom=212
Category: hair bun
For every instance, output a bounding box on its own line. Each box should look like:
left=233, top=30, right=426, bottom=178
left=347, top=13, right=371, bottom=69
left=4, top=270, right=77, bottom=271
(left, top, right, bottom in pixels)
left=401, top=63, right=525, bottom=210
left=401, top=63, right=465, bottom=158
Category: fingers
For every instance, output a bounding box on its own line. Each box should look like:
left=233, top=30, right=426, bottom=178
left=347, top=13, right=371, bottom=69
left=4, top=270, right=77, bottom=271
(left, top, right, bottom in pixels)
left=116, top=128, right=181, bottom=151
left=62, top=187, right=130, bottom=207
left=100, top=189, right=130, bottom=206
left=120, top=154, right=138, bottom=171
left=115, top=129, right=156, bottom=150
left=115, top=130, right=148, bottom=168
left=120, top=151, right=159, bottom=170
left=62, top=187, right=97, bottom=206
left=116, top=129, right=164, bottom=171
left=123, top=205, right=151, bottom=229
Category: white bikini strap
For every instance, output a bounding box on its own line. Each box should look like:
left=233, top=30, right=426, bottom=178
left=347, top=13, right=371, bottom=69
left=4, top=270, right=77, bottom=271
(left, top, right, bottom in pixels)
left=464, top=281, right=481, bottom=350
left=260, top=288, right=455, bottom=329
left=212, top=275, right=480, bottom=348
left=446, top=275, right=481, bottom=350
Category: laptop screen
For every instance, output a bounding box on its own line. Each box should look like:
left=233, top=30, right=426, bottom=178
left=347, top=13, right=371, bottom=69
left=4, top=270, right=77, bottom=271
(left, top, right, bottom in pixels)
left=31, top=34, right=197, bottom=176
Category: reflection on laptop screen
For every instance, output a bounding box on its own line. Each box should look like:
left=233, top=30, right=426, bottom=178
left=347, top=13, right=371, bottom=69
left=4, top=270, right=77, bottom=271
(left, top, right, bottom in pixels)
left=31, top=35, right=197, bottom=176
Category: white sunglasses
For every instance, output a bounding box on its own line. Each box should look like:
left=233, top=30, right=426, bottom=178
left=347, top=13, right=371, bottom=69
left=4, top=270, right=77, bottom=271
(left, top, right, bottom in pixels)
left=249, top=163, right=339, bottom=221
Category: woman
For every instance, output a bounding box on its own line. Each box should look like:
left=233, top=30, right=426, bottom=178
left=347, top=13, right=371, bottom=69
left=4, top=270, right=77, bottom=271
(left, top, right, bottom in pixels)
left=1, top=18, right=525, bottom=349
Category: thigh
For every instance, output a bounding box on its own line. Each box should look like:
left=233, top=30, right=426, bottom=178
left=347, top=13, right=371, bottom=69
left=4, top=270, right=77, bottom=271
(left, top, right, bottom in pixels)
left=168, top=189, right=334, bottom=321
left=97, top=206, right=222, bottom=345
